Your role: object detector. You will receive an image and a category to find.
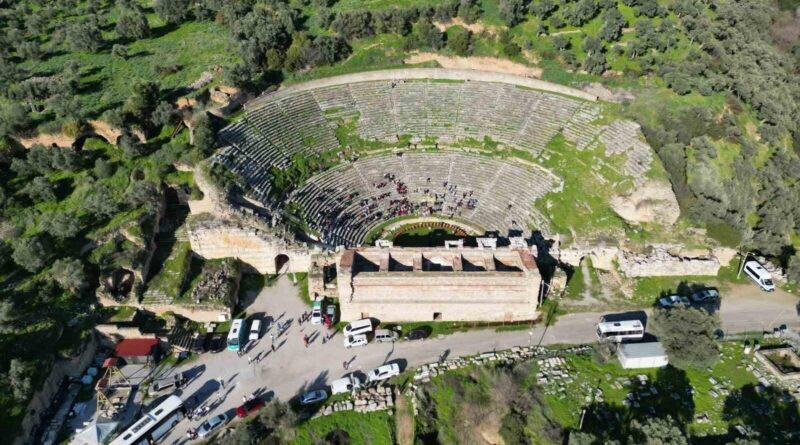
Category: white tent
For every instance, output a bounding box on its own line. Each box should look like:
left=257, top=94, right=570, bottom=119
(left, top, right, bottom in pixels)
left=70, top=420, right=118, bottom=445
left=618, top=342, right=669, bottom=369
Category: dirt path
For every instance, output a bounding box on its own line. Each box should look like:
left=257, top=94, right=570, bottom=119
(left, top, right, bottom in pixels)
left=433, top=18, right=497, bottom=36
left=405, top=52, right=542, bottom=78
left=395, top=393, right=415, bottom=445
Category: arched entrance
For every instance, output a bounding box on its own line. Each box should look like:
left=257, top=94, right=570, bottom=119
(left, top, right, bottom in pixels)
left=275, top=254, right=290, bottom=274
left=72, top=133, right=112, bottom=151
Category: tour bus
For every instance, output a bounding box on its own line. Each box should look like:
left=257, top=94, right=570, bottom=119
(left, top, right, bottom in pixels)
left=596, top=319, right=645, bottom=342
left=742, top=260, right=775, bottom=292
left=110, top=395, right=185, bottom=445
left=227, top=319, right=247, bottom=351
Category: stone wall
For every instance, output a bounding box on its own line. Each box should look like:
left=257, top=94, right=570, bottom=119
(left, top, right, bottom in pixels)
left=555, top=243, right=723, bottom=277
left=13, top=334, right=99, bottom=445
left=187, top=219, right=312, bottom=275
left=618, top=245, right=720, bottom=277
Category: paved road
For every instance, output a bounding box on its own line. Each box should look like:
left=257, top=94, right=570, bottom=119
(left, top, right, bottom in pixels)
left=160, top=277, right=799, bottom=444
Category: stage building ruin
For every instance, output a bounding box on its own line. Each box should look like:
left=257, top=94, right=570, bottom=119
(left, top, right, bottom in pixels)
left=337, top=247, right=541, bottom=322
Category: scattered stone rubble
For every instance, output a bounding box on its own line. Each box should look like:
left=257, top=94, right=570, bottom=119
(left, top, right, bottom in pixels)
left=404, top=345, right=590, bottom=416
left=190, top=266, right=237, bottom=305
left=313, top=385, right=396, bottom=418
left=411, top=345, right=591, bottom=384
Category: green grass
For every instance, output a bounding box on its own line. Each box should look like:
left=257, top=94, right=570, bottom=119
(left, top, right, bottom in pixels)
left=536, top=134, right=631, bottom=238
left=106, top=306, right=138, bottom=323
left=392, top=227, right=461, bottom=247
left=706, top=223, right=742, bottom=248
left=542, top=342, right=762, bottom=436
left=286, top=34, right=414, bottom=84
left=292, top=272, right=311, bottom=306
left=22, top=19, right=239, bottom=124
left=291, top=411, right=395, bottom=445
left=144, top=241, right=192, bottom=301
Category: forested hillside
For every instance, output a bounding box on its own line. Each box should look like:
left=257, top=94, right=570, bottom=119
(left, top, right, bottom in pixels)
left=0, top=0, right=798, bottom=439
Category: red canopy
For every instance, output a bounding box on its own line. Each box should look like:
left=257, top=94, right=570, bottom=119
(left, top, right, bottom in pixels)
left=114, top=338, right=158, bottom=357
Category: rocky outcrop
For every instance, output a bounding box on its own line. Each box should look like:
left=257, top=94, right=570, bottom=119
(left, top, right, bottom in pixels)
left=610, top=180, right=680, bottom=226
left=18, top=120, right=135, bottom=148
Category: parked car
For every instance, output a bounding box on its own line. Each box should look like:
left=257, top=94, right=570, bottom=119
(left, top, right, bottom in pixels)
left=374, top=329, right=399, bottom=343
left=197, top=413, right=228, bottom=438
left=236, top=398, right=266, bottom=418
left=150, top=372, right=187, bottom=393
left=368, top=363, right=400, bottom=383
left=249, top=319, right=262, bottom=342
left=404, top=327, right=431, bottom=341
left=331, top=375, right=364, bottom=395
left=343, top=318, right=374, bottom=336
left=208, top=333, right=224, bottom=352
left=191, top=333, right=208, bottom=353
left=658, top=295, right=690, bottom=308
left=690, top=288, right=720, bottom=303
left=311, top=300, right=323, bottom=325
left=325, top=304, right=337, bottom=324
left=300, top=389, right=328, bottom=405
left=344, top=333, right=369, bottom=348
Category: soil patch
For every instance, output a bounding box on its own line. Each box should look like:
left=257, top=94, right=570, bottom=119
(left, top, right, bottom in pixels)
left=434, top=18, right=498, bottom=36
left=405, top=52, right=542, bottom=78
left=395, top=394, right=414, bottom=445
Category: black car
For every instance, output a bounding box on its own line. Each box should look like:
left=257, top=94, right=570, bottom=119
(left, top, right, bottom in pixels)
left=207, top=333, right=224, bottom=352
left=404, top=327, right=431, bottom=341
left=192, top=333, right=209, bottom=353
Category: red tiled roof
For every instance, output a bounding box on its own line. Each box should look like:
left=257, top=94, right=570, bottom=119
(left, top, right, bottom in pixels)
left=115, top=338, right=158, bottom=357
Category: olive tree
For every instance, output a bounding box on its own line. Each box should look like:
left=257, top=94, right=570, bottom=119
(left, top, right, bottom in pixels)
left=651, top=305, right=720, bottom=369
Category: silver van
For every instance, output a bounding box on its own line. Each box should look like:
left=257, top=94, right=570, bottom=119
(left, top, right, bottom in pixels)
left=374, top=329, right=399, bottom=343
left=343, top=318, right=374, bottom=337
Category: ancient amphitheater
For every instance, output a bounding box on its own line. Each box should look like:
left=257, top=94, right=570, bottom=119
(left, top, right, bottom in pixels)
left=182, top=68, right=724, bottom=322
left=215, top=69, right=655, bottom=248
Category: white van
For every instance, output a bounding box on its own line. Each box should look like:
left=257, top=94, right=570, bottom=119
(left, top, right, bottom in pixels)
left=344, top=334, right=368, bottom=348
left=374, top=329, right=399, bottom=343
left=248, top=320, right=261, bottom=341
left=343, top=318, right=374, bottom=337
left=331, top=375, right=363, bottom=394
left=743, top=260, right=775, bottom=292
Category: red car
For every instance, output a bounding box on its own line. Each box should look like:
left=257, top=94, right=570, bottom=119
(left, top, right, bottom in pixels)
left=236, top=398, right=265, bottom=418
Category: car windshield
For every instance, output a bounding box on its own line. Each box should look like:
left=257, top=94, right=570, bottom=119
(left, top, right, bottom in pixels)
left=764, top=279, right=773, bottom=286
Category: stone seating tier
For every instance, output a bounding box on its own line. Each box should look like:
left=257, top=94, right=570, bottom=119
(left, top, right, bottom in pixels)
left=288, top=152, right=561, bottom=247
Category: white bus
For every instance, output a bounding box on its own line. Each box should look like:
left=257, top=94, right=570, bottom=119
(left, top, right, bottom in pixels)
left=111, top=395, right=185, bottom=445
left=743, top=260, right=775, bottom=292
left=227, top=319, right=246, bottom=351
left=596, top=319, right=645, bottom=342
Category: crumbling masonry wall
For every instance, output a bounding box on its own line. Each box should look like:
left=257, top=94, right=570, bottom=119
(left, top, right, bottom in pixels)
left=187, top=219, right=311, bottom=275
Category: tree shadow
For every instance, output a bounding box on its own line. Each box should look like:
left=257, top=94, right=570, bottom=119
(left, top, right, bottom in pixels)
left=576, top=365, right=695, bottom=441
left=722, top=383, right=800, bottom=443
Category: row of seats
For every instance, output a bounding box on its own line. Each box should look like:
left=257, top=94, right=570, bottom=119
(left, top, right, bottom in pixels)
left=213, top=77, right=655, bottom=231
left=310, top=80, right=595, bottom=155
left=288, top=152, right=562, bottom=247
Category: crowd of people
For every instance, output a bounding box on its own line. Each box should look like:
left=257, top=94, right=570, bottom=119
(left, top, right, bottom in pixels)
left=307, top=171, right=483, bottom=246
